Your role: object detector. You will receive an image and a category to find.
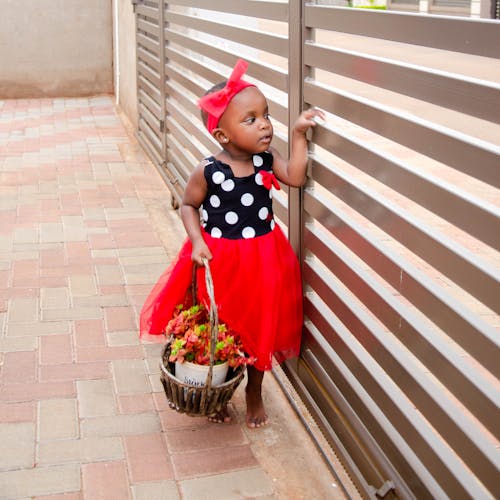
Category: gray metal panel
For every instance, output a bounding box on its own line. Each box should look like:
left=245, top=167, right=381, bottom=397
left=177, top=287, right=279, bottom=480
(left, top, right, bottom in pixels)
left=304, top=81, right=500, bottom=189
left=304, top=43, right=500, bottom=124
left=165, top=11, right=289, bottom=57
left=304, top=6, right=500, bottom=58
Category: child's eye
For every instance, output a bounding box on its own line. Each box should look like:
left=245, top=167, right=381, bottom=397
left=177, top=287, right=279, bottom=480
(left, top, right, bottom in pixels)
left=264, top=113, right=270, bottom=120
left=244, top=117, right=255, bottom=124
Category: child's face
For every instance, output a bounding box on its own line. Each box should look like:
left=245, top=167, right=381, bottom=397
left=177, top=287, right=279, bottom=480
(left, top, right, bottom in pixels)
left=217, top=87, right=273, bottom=154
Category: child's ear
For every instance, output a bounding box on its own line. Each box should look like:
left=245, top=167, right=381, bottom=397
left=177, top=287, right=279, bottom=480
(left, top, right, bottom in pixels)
left=212, top=128, right=229, bottom=145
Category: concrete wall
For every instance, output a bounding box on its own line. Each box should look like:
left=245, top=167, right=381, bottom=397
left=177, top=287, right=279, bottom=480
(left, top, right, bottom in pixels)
left=0, top=0, right=113, bottom=98
left=113, top=0, right=138, bottom=128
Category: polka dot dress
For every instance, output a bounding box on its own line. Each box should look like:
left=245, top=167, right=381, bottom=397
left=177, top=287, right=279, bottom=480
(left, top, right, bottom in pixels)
left=140, top=149, right=303, bottom=371
left=201, top=151, right=276, bottom=240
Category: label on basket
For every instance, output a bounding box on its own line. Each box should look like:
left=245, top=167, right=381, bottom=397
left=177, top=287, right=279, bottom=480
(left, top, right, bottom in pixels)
left=175, top=361, right=229, bottom=387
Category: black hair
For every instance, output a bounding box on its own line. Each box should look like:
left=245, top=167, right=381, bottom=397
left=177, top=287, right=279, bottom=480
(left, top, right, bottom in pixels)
left=200, top=80, right=227, bottom=128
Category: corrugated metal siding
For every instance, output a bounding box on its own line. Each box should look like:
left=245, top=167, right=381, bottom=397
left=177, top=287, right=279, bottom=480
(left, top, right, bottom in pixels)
left=134, top=2, right=500, bottom=498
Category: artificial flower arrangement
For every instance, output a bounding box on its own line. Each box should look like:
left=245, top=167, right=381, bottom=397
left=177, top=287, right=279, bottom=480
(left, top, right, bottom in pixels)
left=166, top=303, right=256, bottom=369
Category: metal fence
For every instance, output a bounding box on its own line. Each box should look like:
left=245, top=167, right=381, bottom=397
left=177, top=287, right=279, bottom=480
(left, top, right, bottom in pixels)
left=134, top=1, right=500, bottom=498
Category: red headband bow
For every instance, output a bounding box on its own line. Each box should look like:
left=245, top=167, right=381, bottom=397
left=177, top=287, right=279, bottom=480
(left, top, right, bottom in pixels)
left=198, top=59, right=256, bottom=134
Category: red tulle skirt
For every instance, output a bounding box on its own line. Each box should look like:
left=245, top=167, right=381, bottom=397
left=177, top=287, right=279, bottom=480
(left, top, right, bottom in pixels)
left=139, top=225, right=302, bottom=371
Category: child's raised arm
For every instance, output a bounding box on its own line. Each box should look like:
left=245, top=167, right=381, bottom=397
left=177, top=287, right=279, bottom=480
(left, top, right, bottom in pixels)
left=180, top=162, right=213, bottom=265
left=271, top=107, right=325, bottom=187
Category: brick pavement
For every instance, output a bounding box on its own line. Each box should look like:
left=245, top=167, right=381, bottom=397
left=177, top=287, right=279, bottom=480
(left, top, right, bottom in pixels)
left=0, top=96, right=348, bottom=499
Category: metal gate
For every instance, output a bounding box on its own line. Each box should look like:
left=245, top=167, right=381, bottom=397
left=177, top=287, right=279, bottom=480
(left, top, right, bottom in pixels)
left=134, top=2, right=500, bottom=497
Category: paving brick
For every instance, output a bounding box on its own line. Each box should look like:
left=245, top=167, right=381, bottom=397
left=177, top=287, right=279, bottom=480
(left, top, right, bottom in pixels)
left=40, top=247, right=66, bottom=269
left=179, top=468, right=274, bottom=499
left=131, top=481, right=180, bottom=500
left=76, top=379, right=115, bottom=418
left=12, top=259, right=39, bottom=287
left=107, top=330, right=140, bottom=346
left=38, top=436, right=124, bottom=466
left=104, top=306, right=136, bottom=331
left=95, top=264, right=124, bottom=286
left=111, top=359, right=150, bottom=395
left=76, top=345, right=143, bottom=362
left=40, top=361, right=109, bottom=382
left=40, top=334, right=73, bottom=364
left=41, top=287, right=70, bottom=309
left=172, top=444, right=258, bottom=480
left=74, top=319, right=106, bottom=347
left=34, top=493, right=82, bottom=500
left=73, top=294, right=129, bottom=308
left=124, top=433, right=173, bottom=482
left=0, top=381, right=75, bottom=403
left=6, top=320, right=71, bottom=337
left=0, top=402, right=36, bottom=423
left=1, top=350, right=37, bottom=383
left=8, top=297, right=38, bottom=322
left=0, top=422, right=35, bottom=470
left=148, top=374, right=164, bottom=393
left=159, top=410, right=213, bottom=432
left=69, top=274, right=97, bottom=297
left=42, top=306, right=102, bottom=321
left=81, top=460, right=130, bottom=500
left=166, top=423, right=248, bottom=453
left=38, top=399, right=78, bottom=440
left=81, top=413, right=161, bottom=437
left=0, top=464, right=81, bottom=498
left=118, top=394, right=155, bottom=414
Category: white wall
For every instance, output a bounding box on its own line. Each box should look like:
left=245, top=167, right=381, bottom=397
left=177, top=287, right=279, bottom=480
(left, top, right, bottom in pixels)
left=0, top=0, right=113, bottom=98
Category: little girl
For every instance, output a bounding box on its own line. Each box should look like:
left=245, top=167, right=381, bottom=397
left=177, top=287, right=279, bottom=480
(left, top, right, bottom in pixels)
left=140, top=59, right=324, bottom=428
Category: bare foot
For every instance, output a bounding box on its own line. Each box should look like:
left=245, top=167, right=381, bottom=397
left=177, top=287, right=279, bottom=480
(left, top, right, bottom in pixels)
left=245, top=386, right=269, bottom=429
left=207, top=404, right=232, bottom=424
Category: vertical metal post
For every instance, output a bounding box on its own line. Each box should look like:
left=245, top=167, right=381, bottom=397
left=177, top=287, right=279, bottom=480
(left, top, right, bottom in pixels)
left=287, top=0, right=306, bottom=257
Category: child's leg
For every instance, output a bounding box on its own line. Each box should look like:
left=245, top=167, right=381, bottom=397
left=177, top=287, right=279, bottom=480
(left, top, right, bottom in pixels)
left=245, top=365, right=269, bottom=428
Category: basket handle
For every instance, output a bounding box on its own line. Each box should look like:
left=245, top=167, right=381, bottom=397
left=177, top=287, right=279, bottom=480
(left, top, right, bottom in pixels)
left=201, top=257, right=218, bottom=390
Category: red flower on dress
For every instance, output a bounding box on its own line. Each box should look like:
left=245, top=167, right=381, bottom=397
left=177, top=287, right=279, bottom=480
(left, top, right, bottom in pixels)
left=260, top=171, right=280, bottom=191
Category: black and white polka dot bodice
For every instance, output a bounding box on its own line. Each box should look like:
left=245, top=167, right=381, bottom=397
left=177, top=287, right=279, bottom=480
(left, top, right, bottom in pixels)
left=201, top=151, right=277, bottom=240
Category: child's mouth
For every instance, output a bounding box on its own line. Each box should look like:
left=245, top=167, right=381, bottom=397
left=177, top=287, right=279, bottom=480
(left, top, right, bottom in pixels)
left=260, top=135, right=272, bottom=144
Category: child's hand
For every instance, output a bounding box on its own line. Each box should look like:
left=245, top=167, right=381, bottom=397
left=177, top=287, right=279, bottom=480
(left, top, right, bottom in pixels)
left=191, top=239, right=213, bottom=266
left=293, top=108, right=326, bottom=135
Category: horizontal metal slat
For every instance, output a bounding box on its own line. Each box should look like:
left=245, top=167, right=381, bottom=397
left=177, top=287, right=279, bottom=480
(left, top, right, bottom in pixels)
left=138, top=74, right=161, bottom=102
left=136, top=32, right=160, bottom=57
left=308, top=111, right=500, bottom=249
left=138, top=89, right=162, bottom=120
left=137, top=17, right=160, bottom=39
left=166, top=136, right=196, bottom=185
left=165, top=28, right=288, bottom=98
left=137, top=47, right=161, bottom=76
left=303, top=293, right=488, bottom=498
left=303, top=189, right=500, bottom=376
left=136, top=3, right=161, bottom=21
left=304, top=6, right=500, bottom=59
left=305, top=81, right=500, bottom=189
left=166, top=113, right=206, bottom=166
left=310, top=158, right=500, bottom=314
left=304, top=256, right=499, bottom=494
left=168, top=0, right=288, bottom=22
left=138, top=64, right=161, bottom=89
left=138, top=124, right=162, bottom=166
left=304, top=43, right=500, bottom=125
left=305, top=224, right=499, bottom=438
left=165, top=11, right=288, bottom=57
left=294, top=348, right=422, bottom=498
left=138, top=100, right=162, bottom=137
left=165, top=65, right=205, bottom=102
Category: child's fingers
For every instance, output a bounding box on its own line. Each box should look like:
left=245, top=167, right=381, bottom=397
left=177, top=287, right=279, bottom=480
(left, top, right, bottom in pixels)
left=309, top=107, right=326, bottom=124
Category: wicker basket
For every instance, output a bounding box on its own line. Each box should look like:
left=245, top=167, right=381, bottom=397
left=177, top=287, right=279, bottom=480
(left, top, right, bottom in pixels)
left=159, top=259, right=245, bottom=416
